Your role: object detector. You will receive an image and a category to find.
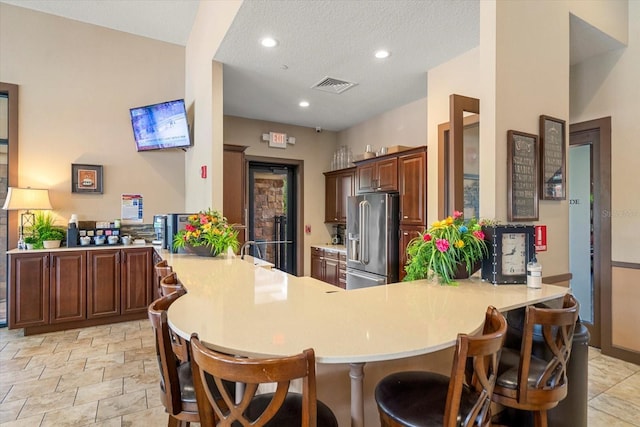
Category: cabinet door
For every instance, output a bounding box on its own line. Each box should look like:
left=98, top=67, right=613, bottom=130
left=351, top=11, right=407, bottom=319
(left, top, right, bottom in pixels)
left=324, top=173, right=339, bottom=222
left=87, top=249, right=120, bottom=319
left=324, top=257, right=340, bottom=286
left=356, top=163, right=375, bottom=193
left=376, top=157, right=398, bottom=191
left=399, top=226, right=423, bottom=281
left=9, top=253, right=50, bottom=328
left=121, top=248, right=153, bottom=315
left=311, top=247, right=324, bottom=280
left=50, top=251, right=86, bottom=324
left=399, top=151, right=427, bottom=225
left=224, top=145, right=248, bottom=246
left=337, top=171, right=355, bottom=222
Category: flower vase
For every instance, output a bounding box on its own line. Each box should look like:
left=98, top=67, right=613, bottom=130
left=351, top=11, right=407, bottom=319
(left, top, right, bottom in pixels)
left=453, top=260, right=482, bottom=280
left=184, top=244, right=217, bottom=257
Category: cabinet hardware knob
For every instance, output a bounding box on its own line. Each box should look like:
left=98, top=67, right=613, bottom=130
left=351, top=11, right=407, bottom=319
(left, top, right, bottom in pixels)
left=403, top=215, right=409, bottom=219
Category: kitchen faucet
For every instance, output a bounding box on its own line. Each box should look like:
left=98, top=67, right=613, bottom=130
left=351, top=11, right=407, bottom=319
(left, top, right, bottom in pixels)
left=240, top=240, right=292, bottom=260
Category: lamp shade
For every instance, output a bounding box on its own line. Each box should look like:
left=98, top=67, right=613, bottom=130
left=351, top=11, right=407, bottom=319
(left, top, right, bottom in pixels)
left=2, top=187, right=52, bottom=210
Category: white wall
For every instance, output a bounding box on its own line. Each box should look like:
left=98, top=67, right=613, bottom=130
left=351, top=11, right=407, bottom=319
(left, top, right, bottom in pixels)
left=0, top=3, right=186, bottom=225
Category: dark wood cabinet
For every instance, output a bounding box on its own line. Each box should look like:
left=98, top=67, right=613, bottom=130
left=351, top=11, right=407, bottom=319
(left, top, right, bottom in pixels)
left=9, top=253, right=49, bottom=328
left=324, top=167, right=355, bottom=223
left=399, top=226, right=423, bottom=281
left=121, top=247, right=153, bottom=315
left=8, top=246, right=155, bottom=335
left=356, top=157, right=398, bottom=193
left=87, top=249, right=120, bottom=319
left=224, top=144, right=248, bottom=246
left=50, top=251, right=86, bottom=324
left=399, top=150, right=427, bottom=226
left=310, top=246, right=345, bottom=288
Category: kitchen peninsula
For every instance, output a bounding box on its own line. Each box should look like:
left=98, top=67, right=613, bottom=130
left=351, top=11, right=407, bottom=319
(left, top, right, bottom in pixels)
left=162, top=251, right=568, bottom=426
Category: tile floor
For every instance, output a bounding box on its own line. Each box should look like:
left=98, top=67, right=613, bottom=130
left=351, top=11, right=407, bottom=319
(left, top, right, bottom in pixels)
left=0, top=319, right=639, bottom=426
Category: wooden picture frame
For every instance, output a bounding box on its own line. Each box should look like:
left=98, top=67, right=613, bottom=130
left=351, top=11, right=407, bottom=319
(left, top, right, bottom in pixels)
left=507, top=130, right=539, bottom=221
left=539, top=115, right=566, bottom=200
left=71, top=164, right=103, bottom=194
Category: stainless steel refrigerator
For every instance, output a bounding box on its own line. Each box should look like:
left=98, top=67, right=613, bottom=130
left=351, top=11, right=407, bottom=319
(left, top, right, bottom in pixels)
left=346, top=192, right=399, bottom=289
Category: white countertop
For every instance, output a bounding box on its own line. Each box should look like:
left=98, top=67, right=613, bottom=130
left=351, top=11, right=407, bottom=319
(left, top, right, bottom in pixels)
left=311, top=244, right=346, bottom=253
left=163, top=252, right=568, bottom=364
left=6, top=242, right=157, bottom=254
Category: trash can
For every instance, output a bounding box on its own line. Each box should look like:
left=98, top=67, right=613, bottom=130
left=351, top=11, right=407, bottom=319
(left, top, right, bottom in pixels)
left=497, top=306, right=590, bottom=427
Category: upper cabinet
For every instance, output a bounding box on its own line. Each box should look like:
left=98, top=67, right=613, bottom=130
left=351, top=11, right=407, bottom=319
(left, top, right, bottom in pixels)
left=398, top=149, right=427, bottom=226
left=324, top=167, right=355, bottom=223
left=356, top=157, right=398, bottom=193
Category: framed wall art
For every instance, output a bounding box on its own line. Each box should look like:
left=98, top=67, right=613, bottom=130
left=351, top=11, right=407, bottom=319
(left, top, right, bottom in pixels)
left=71, top=163, right=103, bottom=194
left=507, top=130, right=539, bottom=221
left=539, top=115, right=566, bottom=200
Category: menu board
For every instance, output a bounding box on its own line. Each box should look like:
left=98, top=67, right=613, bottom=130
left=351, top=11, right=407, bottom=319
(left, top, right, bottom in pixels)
left=540, top=116, right=566, bottom=199
left=507, top=130, right=539, bottom=221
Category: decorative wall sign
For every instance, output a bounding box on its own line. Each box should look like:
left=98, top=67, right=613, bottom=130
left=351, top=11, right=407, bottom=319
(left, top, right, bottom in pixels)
left=71, top=164, right=103, bottom=194
left=539, top=115, right=566, bottom=200
left=507, top=130, right=539, bottom=221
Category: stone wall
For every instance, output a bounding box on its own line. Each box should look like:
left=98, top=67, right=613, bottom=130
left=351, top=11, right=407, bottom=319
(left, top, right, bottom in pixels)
left=253, top=176, right=286, bottom=262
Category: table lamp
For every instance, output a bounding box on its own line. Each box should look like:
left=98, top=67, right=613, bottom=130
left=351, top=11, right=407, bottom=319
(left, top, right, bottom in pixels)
left=2, top=187, right=53, bottom=247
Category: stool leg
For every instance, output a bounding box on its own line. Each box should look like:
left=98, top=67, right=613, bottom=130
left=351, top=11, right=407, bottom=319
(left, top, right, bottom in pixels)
left=533, top=410, right=548, bottom=427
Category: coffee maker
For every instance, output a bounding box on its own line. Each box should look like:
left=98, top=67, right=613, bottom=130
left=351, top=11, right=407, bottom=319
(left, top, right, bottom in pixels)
left=153, top=214, right=166, bottom=246
left=331, top=224, right=344, bottom=245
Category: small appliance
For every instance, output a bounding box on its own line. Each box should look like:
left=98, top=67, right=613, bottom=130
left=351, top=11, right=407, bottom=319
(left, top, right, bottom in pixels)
left=153, top=214, right=167, bottom=246
left=165, top=213, right=195, bottom=253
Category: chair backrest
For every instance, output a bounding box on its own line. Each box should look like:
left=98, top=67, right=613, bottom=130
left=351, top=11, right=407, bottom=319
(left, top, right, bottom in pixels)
left=190, top=333, right=320, bottom=427
left=517, top=293, right=579, bottom=405
left=154, top=260, right=173, bottom=299
left=445, top=306, right=507, bottom=427
left=148, top=289, right=189, bottom=415
left=160, top=271, right=184, bottom=297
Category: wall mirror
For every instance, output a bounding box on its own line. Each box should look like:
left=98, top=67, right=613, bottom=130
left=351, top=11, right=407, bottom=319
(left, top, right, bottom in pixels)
left=438, top=94, right=480, bottom=218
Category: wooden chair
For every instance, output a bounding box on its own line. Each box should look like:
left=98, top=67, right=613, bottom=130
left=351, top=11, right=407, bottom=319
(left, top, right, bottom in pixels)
left=155, top=259, right=173, bottom=299
left=491, top=293, right=579, bottom=427
left=189, top=334, right=339, bottom=427
left=375, top=306, right=507, bottom=427
left=148, top=289, right=198, bottom=426
left=161, top=271, right=185, bottom=297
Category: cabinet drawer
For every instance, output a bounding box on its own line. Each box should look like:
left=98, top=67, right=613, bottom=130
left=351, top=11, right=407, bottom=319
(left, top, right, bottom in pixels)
left=311, top=247, right=324, bottom=256
left=339, top=252, right=346, bottom=262
left=324, top=250, right=339, bottom=260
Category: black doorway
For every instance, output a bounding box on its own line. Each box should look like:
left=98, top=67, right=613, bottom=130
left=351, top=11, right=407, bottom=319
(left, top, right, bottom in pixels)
left=247, top=161, right=297, bottom=275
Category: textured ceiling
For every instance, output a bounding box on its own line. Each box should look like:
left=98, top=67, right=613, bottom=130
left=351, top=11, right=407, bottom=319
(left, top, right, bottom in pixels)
left=1, top=0, right=626, bottom=132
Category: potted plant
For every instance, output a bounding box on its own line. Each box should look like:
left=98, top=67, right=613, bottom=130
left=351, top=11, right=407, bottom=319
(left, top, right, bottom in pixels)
left=404, top=211, right=489, bottom=285
left=30, top=211, right=66, bottom=249
left=23, top=236, right=38, bottom=250
left=172, top=208, right=239, bottom=256
left=40, top=229, right=65, bottom=248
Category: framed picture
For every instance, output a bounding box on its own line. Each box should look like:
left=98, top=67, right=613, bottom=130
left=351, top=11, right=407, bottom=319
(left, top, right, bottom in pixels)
left=507, top=130, right=539, bottom=221
left=71, top=164, right=103, bottom=194
left=539, top=115, right=566, bottom=200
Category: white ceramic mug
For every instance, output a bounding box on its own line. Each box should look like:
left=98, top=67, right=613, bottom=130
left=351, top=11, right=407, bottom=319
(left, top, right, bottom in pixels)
left=121, top=236, right=131, bottom=245
left=108, top=236, right=119, bottom=244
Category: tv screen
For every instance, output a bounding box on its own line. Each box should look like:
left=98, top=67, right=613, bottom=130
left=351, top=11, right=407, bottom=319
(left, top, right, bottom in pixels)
left=130, top=99, right=191, bottom=151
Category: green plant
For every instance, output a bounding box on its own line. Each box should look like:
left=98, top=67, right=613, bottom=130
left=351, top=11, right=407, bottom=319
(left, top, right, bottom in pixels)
left=40, top=229, right=64, bottom=241
left=29, top=211, right=66, bottom=248
left=404, top=211, right=489, bottom=285
left=172, top=209, right=239, bottom=255
left=23, top=236, right=38, bottom=245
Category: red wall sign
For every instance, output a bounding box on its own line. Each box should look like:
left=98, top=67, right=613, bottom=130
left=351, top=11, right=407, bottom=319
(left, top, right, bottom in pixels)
left=535, top=225, right=547, bottom=252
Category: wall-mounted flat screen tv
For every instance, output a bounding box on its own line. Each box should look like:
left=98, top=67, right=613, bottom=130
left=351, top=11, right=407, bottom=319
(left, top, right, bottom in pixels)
left=130, top=99, right=191, bottom=151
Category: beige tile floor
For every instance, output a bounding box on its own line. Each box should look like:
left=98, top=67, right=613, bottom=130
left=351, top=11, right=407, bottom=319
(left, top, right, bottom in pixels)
left=1, top=320, right=639, bottom=426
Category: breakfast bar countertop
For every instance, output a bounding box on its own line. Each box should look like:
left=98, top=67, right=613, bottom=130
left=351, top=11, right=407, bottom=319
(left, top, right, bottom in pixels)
left=162, top=252, right=567, bottom=364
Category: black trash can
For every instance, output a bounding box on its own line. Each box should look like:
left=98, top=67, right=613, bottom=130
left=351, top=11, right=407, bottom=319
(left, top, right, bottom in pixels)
left=497, top=307, right=590, bottom=427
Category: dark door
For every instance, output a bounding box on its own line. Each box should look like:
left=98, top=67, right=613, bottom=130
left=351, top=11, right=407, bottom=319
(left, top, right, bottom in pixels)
left=248, top=162, right=297, bottom=275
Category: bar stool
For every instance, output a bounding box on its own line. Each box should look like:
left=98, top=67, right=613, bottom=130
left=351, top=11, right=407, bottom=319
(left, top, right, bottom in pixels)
left=148, top=289, right=199, bottom=426
left=190, top=334, right=339, bottom=427
left=491, top=293, right=579, bottom=427
left=160, top=271, right=185, bottom=297
left=154, top=260, right=173, bottom=300
left=375, top=306, right=507, bottom=427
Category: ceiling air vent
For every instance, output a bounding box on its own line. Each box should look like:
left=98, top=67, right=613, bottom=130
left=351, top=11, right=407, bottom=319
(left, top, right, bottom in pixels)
left=312, top=77, right=358, bottom=94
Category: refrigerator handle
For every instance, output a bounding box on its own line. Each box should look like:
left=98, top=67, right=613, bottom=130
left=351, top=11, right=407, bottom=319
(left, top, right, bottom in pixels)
left=361, top=200, right=370, bottom=265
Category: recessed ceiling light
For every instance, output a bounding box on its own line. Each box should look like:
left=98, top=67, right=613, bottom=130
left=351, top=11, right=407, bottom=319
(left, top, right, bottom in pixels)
left=261, top=37, right=278, bottom=48
left=299, top=101, right=310, bottom=108
left=375, top=50, right=390, bottom=59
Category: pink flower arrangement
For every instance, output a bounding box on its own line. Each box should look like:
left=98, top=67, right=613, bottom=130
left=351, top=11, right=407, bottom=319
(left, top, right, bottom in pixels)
left=404, top=211, right=489, bottom=284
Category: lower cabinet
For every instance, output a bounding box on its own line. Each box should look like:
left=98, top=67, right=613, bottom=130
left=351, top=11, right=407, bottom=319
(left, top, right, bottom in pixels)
left=310, top=246, right=346, bottom=289
left=399, top=226, right=423, bottom=281
left=9, top=247, right=153, bottom=334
